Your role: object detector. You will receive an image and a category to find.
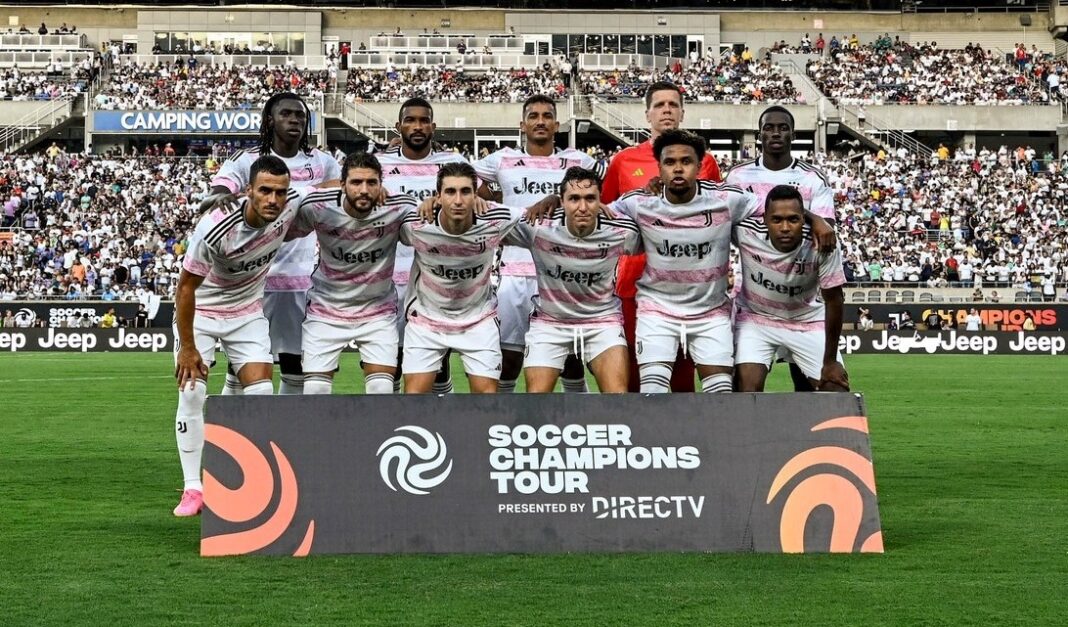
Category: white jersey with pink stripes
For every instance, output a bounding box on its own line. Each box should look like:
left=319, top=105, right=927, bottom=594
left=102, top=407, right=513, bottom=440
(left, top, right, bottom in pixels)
left=724, top=157, right=835, bottom=220
left=182, top=188, right=303, bottom=319
left=289, top=189, right=417, bottom=324
left=472, top=147, right=606, bottom=277
left=507, top=211, right=641, bottom=326
left=733, top=218, right=847, bottom=330
left=211, top=147, right=342, bottom=292
left=400, top=204, right=525, bottom=332
left=377, top=146, right=470, bottom=286
left=610, top=181, right=759, bottom=321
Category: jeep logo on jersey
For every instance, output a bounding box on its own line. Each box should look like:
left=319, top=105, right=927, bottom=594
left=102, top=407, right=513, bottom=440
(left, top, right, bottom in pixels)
left=330, top=246, right=384, bottom=264
left=750, top=271, right=807, bottom=297
left=399, top=186, right=436, bottom=201
left=376, top=426, right=453, bottom=495
left=655, top=240, right=713, bottom=259
left=545, top=265, right=603, bottom=286
left=228, top=250, right=277, bottom=273
left=430, top=264, right=485, bottom=280
left=511, top=177, right=560, bottom=196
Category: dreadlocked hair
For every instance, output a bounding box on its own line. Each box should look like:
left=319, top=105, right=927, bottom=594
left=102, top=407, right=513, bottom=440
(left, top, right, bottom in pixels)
left=259, top=92, right=312, bottom=156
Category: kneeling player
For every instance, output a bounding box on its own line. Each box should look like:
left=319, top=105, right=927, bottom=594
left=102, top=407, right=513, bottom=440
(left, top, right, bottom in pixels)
left=733, top=185, right=849, bottom=392
left=172, top=156, right=301, bottom=516
left=400, top=162, right=525, bottom=393
left=291, top=152, right=416, bottom=394
left=507, top=167, right=639, bottom=393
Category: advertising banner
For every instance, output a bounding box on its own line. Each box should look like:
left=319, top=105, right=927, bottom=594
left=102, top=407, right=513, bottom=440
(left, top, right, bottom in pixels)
left=838, top=330, right=1067, bottom=356
left=0, top=302, right=141, bottom=328
left=0, top=328, right=172, bottom=352
left=93, top=110, right=318, bottom=135
left=847, top=303, right=1066, bottom=331
left=200, top=394, right=883, bottom=556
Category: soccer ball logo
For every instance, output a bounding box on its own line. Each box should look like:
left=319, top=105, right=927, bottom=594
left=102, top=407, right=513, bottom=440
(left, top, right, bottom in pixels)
left=13, top=308, right=36, bottom=326
left=376, top=426, right=453, bottom=495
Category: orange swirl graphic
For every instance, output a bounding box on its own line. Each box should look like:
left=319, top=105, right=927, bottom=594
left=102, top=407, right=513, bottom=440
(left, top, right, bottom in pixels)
left=201, top=425, right=314, bottom=557
left=811, top=416, right=869, bottom=434
left=768, top=442, right=881, bottom=553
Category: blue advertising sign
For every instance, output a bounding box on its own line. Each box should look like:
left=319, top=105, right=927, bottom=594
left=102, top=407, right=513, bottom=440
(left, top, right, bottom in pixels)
left=93, top=110, right=318, bottom=134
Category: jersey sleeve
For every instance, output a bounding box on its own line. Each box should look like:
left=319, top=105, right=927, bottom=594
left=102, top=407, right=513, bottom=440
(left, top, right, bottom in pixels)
left=622, top=221, right=642, bottom=255
left=498, top=205, right=528, bottom=238
left=700, top=154, right=722, bottom=182
left=608, top=194, right=639, bottom=220
left=818, top=245, right=847, bottom=289
left=810, top=181, right=836, bottom=222
left=600, top=153, right=623, bottom=203
left=181, top=218, right=215, bottom=277
left=321, top=153, right=342, bottom=183
left=288, top=200, right=316, bottom=240
left=210, top=153, right=250, bottom=194
left=579, top=152, right=608, bottom=180
left=729, top=189, right=759, bottom=225
left=506, top=220, right=535, bottom=248
left=472, top=150, right=503, bottom=185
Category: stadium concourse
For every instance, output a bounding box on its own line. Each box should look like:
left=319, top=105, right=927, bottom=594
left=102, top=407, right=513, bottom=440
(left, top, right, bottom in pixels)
left=2, top=142, right=1067, bottom=310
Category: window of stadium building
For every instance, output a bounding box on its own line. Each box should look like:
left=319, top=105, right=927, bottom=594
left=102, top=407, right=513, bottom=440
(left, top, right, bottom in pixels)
left=551, top=33, right=687, bottom=57
left=153, top=31, right=304, bottom=55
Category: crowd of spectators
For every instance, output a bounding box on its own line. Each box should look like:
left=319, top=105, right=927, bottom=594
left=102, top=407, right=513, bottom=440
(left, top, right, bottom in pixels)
left=806, top=39, right=1055, bottom=105
left=0, top=151, right=214, bottom=302
left=0, top=56, right=100, bottom=101
left=346, top=65, right=567, bottom=103
left=94, top=61, right=332, bottom=110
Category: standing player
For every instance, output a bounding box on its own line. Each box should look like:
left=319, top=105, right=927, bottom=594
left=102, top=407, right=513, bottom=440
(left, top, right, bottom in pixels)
left=173, top=156, right=302, bottom=516
left=600, top=82, right=722, bottom=393
left=203, top=92, right=341, bottom=396
left=400, top=162, right=525, bottom=393
left=610, top=130, right=755, bottom=393
left=734, top=185, right=848, bottom=392
left=507, top=167, right=640, bottom=393
left=726, top=105, right=836, bottom=391
left=473, top=94, right=605, bottom=394
left=289, top=152, right=417, bottom=395
left=378, top=97, right=469, bottom=393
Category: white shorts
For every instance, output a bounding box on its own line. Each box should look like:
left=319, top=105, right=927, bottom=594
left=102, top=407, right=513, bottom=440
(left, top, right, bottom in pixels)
left=524, top=322, right=627, bottom=370
left=302, top=315, right=399, bottom=374
left=403, top=316, right=502, bottom=380
left=635, top=314, right=733, bottom=368
left=498, top=276, right=537, bottom=351
left=734, top=319, right=844, bottom=380
left=264, top=290, right=308, bottom=357
left=174, top=312, right=273, bottom=374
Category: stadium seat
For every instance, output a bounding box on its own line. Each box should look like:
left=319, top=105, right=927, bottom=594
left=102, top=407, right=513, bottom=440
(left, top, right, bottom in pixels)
left=918, top=292, right=933, bottom=302
left=884, top=290, right=899, bottom=303
left=1014, top=291, right=1028, bottom=302
left=948, top=297, right=963, bottom=303
left=900, top=290, right=916, bottom=302
left=867, top=290, right=881, bottom=302
left=852, top=292, right=865, bottom=302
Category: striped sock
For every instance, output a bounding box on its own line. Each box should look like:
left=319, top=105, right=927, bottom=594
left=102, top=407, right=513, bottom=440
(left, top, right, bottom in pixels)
left=432, top=377, right=454, bottom=394
left=243, top=380, right=274, bottom=395
left=497, top=379, right=517, bottom=394
left=561, top=377, right=588, bottom=393
left=304, top=375, right=333, bottom=395
left=700, top=373, right=733, bottom=394
left=279, top=374, right=303, bottom=395
left=221, top=373, right=243, bottom=396
left=365, top=372, right=395, bottom=394
left=639, top=363, right=673, bottom=393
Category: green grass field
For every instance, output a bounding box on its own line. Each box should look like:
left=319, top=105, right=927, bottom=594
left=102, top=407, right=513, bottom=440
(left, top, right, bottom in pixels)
left=1, top=353, right=1066, bottom=626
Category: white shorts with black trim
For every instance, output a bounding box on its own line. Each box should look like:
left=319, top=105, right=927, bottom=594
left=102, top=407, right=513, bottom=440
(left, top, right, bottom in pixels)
left=734, top=318, right=843, bottom=381
left=635, top=314, right=733, bottom=368
left=403, top=316, right=502, bottom=380
left=302, top=315, right=399, bottom=374
left=174, top=312, right=273, bottom=373
left=524, top=322, right=627, bottom=370
left=497, top=276, right=537, bottom=351
left=264, top=290, right=308, bottom=357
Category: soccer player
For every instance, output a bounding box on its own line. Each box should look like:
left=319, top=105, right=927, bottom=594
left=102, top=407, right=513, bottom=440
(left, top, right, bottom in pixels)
left=378, top=97, right=469, bottom=393
left=290, top=152, right=417, bottom=395
left=726, top=105, right=836, bottom=391
left=172, top=156, right=302, bottom=516
left=507, top=167, right=639, bottom=393
left=733, top=185, right=849, bottom=392
left=473, top=94, right=606, bottom=394
left=600, top=81, right=722, bottom=393
left=203, top=93, right=341, bottom=396
left=400, top=162, right=525, bottom=394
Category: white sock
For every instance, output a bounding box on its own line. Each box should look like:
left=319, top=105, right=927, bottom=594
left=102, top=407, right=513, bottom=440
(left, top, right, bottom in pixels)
left=561, top=377, right=588, bottom=393
left=497, top=379, right=517, bottom=394
left=365, top=372, right=395, bottom=394
left=304, top=375, right=332, bottom=395
left=176, top=379, right=207, bottom=492
left=639, top=363, right=673, bottom=393
left=221, top=372, right=243, bottom=396
left=243, top=380, right=274, bottom=395
left=432, top=377, right=454, bottom=394
left=279, top=374, right=303, bottom=395
left=700, top=373, right=733, bottom=393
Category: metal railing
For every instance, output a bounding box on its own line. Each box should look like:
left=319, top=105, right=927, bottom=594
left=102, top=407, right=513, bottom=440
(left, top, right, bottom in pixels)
left=838, top=104, right=933, bottom=158
left=0, top=33, right=88, bottom=50
left=368, top=35, right=522, bottom=53
left=0, top=50, right=97, bottom=69
left=0, top=94, right=74, bottom=153
left=348, top=52, right=553, bottom=71
left=341, top=100, right=397, bottom=144
left=588, top=97, right=650, bottom=145
left=117, top=54, right=330, bottom=70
